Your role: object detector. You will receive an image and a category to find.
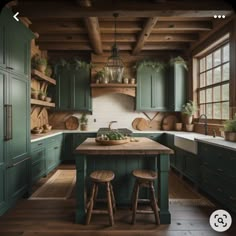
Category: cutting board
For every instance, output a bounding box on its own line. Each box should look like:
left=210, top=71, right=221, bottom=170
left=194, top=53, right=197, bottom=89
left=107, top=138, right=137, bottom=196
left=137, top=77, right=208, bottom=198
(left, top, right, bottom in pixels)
left=65, top=116, right=79, bottom=130
left=162, top=115, right=177, bottom=131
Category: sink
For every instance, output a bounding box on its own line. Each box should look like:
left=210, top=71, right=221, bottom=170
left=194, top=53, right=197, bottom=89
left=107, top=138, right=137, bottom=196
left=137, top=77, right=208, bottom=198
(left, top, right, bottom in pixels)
left=174, top=136, right=198, bottom=154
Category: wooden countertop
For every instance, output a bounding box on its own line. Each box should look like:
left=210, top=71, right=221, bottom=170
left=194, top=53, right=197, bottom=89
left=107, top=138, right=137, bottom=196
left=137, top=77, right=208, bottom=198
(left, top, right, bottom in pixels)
left=75, top=137, right=174, bottom=155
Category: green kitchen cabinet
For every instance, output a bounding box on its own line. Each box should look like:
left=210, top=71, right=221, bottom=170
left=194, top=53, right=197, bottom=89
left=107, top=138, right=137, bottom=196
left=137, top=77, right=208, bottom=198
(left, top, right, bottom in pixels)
left=54, top=67, right=92, bottom=112
left=136, top=66, right=168, bottom=111
left=45, top=135, right=63, bottom=174
left=62, top=133, right=96, bottom=161
left=0, top=7, right=34, bottom=216
left=0, top=8, right=32, bottom=77
left=161, top=134, right=176, bottom=166
left=31, top=140, right=45, bottom=184
left=0, top=71, right=7, bottom=215
left=198, top=142, right=236, bottom=213
left=168, top=63, right=187, bottom=111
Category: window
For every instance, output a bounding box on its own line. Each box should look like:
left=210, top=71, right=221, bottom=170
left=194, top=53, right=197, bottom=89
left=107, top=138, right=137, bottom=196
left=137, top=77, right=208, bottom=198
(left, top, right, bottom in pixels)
left=198, top=42, right=230, bottom=119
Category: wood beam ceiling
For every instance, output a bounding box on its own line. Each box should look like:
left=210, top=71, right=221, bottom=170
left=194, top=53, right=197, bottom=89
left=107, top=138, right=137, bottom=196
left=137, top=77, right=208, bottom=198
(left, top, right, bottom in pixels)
left=132, top=17, right=158, bottom=55
left=78, top=0, right=103, bottom=54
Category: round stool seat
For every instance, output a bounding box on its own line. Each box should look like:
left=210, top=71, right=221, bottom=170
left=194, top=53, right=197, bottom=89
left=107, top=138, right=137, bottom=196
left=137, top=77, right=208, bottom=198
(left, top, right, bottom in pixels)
left=90, top=170, right=115, bottom=183
left=132, top=169, right=157, bottom=181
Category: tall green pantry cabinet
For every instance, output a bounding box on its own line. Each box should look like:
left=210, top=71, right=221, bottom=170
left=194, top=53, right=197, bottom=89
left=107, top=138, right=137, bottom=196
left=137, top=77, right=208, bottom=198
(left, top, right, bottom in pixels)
left=0, top=8, right=34, bottom=215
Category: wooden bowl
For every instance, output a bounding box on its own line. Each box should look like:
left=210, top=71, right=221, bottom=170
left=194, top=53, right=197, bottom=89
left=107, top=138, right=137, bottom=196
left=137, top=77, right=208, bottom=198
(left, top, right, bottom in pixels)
left=95, top=138, right=129, bottom=146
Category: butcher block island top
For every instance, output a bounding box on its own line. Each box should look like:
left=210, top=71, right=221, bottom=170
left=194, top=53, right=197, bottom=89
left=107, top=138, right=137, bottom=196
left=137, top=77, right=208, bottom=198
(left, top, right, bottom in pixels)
left=74, top=137, right=173, bottom=225
left=75, top=137, right=174, bottom=155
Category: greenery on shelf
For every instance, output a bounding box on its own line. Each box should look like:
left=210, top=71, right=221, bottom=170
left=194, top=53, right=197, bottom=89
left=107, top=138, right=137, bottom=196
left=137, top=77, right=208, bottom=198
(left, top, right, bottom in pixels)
left=182, top=100, right=197, bottom=116
left=31, top=54, right=47, bottom=69
left=169, top=56, right=188, bottom=70
left=224, top=114, right=236, bottom=132
left=53, top=57, right=92, bottom=75
left=134, top=59, right=166, bottom=72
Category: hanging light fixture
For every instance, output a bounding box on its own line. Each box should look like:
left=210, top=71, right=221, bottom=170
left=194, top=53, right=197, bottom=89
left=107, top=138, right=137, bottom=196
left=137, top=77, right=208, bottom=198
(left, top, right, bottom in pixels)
left=105, top=13, right=124, bottom=83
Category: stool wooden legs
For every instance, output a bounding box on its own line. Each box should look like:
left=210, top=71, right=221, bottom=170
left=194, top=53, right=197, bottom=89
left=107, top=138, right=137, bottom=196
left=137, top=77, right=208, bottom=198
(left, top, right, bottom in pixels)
left=86, top=183, right=96, bottom=225
left=107, top=182, right=114, bottom=226
left=131, top=179, right=160, bottom=225
left=86, top=182, right=115, bottom=226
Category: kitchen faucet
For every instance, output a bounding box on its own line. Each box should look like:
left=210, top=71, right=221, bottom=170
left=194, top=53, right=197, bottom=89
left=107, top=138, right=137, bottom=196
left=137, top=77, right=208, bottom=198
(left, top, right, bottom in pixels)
left=108, top=121, right=118, bottom=130
left=198, top=114, right=208, bottom=135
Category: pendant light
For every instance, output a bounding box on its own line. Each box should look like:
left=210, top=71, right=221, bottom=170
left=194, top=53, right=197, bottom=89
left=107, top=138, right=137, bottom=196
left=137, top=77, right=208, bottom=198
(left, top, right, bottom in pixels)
left=105, top=13, right=124, bottom=83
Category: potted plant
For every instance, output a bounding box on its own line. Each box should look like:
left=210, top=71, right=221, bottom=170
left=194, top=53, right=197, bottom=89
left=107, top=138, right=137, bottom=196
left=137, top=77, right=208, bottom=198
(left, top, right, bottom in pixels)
left=32, top=54, right=47, bottom=74
left=182, top=100, right=197, bottom=131
left=223, top=114, right=236, bottom=142
left=134, top=59, right=166, bottom=72
left=45, top=64, right=53, bottom=77
left=80, top=113, right=88, bottom=131
left=31, top=88, right=39, bottom=99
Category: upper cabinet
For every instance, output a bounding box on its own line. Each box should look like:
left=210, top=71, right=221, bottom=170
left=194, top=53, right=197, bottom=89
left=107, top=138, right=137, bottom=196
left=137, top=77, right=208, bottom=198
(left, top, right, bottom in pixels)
left=54, top=66, right=91, bottom=112
left=136, top=66, right=168, bottom=111
left=0, top=8, right=34, bottom=77
left=135, top=60, right=187, bottom=112
left=168, top=63, right=187, bottom=112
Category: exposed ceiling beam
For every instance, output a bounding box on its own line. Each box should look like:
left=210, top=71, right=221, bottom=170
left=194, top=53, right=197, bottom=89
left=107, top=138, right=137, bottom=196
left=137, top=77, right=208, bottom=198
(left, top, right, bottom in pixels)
left=147, top=33, right=199, bottom=42
left=132, top=17, right=158, bottom=55
left=79, top=0, right=103, bottom=54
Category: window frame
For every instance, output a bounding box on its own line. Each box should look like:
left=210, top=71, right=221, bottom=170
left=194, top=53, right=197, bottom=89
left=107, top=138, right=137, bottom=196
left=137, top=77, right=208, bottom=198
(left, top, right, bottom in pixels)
left=196, top=40, right=230, bottom=121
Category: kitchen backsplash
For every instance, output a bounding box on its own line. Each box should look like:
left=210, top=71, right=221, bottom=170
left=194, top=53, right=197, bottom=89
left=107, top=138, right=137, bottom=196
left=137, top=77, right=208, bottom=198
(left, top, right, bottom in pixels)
left=73, top=94, right=164, bottom=130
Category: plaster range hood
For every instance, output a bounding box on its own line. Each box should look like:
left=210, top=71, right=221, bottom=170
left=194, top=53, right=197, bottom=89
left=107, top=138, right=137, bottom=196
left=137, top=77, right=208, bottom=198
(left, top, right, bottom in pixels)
left=90, top=83, right=136, bottom=97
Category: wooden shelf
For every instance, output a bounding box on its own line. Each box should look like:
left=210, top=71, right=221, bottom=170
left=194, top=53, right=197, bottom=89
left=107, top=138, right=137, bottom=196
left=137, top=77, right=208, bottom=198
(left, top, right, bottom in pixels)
left=90, top=83, right=136, bottom=88
left=91, top=83, right=136, bottom=97
left=31, top=69, right=56, bottom=85
left=31, top=99, right=55, bottom=107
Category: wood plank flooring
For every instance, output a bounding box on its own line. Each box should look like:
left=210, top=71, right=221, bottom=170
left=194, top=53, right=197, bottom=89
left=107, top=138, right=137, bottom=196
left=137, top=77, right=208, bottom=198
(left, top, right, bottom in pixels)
left=0, top=164, right=235, bottom=236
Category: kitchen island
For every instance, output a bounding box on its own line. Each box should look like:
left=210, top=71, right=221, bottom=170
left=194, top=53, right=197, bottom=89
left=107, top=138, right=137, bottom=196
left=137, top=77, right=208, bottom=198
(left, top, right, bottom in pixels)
left=74, top=137, right=174, bottom=224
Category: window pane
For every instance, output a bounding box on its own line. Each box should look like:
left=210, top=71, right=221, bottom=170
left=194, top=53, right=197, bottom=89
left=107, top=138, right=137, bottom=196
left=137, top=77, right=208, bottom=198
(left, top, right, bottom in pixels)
left=200, top=58, right=205, bottom=72
left=222, top=102, right=229, bottom=119
left=213, top=86, right=221, bottom=102
left=206, top=70, right=212, bottom=85
left=200, top=90, right=205, bottom=103
left=206, top=88, right=212, bottom=102
left=213, top=49, right=221, bottom=66
left=223, top=44, right=229, bottom=62
left=213, top=103, right=221, bottom=119
left=206, top=104, right=212, bottom=119
left=200, top=73, right=205, bottom=87
left=222, top=63, right=229, bottom=81
left=206, top=54, right=212, bottom=69
left=222, top=84, right=229, bottom=100
left=213, top=66, right=221, bottom=83
left=200, top=105, right=205, bottom=115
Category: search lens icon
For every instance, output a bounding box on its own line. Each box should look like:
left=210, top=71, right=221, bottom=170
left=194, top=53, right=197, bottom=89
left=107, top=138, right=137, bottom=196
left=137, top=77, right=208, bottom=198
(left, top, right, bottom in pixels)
left=218, top=217, right=224, bottom=224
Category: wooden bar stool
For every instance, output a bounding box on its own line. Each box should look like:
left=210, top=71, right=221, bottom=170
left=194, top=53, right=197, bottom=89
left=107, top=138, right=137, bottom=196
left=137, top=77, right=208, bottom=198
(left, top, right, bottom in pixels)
left=131, top=169, right=160, bottom=225
left=86, top=170, right=116, bottom=226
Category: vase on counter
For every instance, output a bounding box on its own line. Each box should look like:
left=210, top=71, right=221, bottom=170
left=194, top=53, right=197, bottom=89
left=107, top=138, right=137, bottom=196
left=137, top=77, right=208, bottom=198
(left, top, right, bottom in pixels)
left=80, top=123, right=88, bottom=131
left=175, top=123, right=183, bottom=131
left=186, top=124, right=194, bottom=132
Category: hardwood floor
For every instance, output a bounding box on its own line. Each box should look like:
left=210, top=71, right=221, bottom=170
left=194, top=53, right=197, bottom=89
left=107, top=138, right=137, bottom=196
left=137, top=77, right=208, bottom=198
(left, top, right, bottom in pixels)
left=0, top=164, right=235, bottom=236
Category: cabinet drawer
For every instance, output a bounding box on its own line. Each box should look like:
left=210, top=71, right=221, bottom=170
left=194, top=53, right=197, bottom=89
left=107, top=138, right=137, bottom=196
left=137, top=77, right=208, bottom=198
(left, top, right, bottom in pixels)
left=31, top=149, right=44, bottom=164
left=199, top=143, right=236, bottom=178
left=31, top=140, right=44, bottom=152
left=32, top=159, right=45, bottom=183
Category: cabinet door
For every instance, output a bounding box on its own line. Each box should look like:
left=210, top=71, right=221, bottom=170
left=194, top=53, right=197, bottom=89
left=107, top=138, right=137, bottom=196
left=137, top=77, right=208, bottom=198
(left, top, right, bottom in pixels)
left=0, top=70, right=8, bottom=215
left=8, top=74, right=30, bottom=166
left=136, top=67, right=152, bottom=110
left=6, top=11, right=30, bottom=77
left=169, top=64, right=186, bottom=111
left=152, top=69, right=168, bottom=111
left=55, top=67, right=71, bottom=110
left=7, top=159, right=30, bottom=203
left=72, top=68, right=91, bottom=111
left=0, top=10, right=7, bottom=69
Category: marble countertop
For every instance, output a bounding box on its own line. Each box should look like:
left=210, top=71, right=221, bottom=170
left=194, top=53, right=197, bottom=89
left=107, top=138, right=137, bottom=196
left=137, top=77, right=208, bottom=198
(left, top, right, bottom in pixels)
left=30, top=129, right=236, bottom=151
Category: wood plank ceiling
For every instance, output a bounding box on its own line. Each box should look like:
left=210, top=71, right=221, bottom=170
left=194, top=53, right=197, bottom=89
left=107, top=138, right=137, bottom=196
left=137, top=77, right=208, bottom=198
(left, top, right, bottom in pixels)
left=14, top=0, right=235, bottom=54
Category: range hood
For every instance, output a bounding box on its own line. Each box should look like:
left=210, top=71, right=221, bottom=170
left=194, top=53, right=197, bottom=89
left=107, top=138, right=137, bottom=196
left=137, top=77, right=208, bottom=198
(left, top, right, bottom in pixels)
left=90, top=83, right=136, bottom=97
